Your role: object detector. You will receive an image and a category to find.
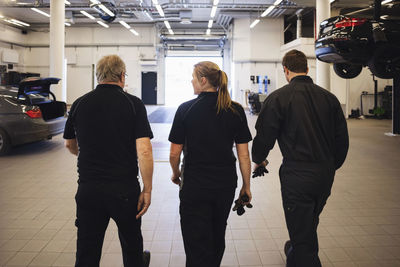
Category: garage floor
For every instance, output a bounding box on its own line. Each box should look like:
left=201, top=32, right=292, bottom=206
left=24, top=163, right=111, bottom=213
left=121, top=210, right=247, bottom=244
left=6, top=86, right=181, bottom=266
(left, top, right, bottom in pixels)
left=1, top=112, right=400, bottom=267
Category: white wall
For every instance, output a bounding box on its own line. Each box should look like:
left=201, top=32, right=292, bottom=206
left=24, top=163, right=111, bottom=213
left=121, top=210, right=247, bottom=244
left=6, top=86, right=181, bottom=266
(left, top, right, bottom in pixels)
left=231, top=17, right=284, bottom=106
left=0, top=25, right=26, bottom=73
left=21, top=25, right=158, bottom=104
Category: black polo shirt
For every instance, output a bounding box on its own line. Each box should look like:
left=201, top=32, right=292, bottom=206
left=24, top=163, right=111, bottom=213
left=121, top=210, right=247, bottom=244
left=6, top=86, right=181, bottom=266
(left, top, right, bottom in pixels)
left=169, top=92, right=252, bottom=190
left=63, top=84, right=153, bottom=184
left=252, top=75, right=349, bottom=170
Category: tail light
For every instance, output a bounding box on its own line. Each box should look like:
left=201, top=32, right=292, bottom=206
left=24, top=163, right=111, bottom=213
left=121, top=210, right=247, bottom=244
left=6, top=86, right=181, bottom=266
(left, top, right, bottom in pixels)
left=335, top=18, right=367, bottom=28
left=26, top=108, right=42, bottom=118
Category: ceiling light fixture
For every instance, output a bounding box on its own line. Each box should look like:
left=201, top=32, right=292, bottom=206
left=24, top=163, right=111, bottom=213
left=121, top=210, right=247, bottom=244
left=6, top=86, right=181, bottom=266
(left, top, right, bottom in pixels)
left=65, top=22, right=71, bottom=26
left=64, top=0, right=71, bottom=5
left=97, top=20, right=109, bottom=28
left=155, top=4, right=165, bottom=17
left=0, top=15, right=4, bottom=18
left=208, top=19, right=213, bottom=28
left=250, top=19, right=260, bottom=28
left=90, top=0, right=100, bottom=4
left=213, top=0, right=219, bottom=5
left=98, top=4, right=115, bottom=17
left=382, top=0, right=393, bottom=4
left=168, top=29, right=174, bottom=35
left=80, top=10, right=95, bottom=20
left=31, top=7, right=50, bottom=18
left=119, top=20, right=131, bottom=29
left=261, top=0, right=283, bottom=17
left=210, top=5, right=217, bottom=18
left=10, top=18, right=30, bottom=26
left=130, top=28, right=139, bottom=36
left=206, top=28, right=211, bottom=35
left=164, top=20, right=171, bottom=29
left=144, top=11, right=153, bottom=20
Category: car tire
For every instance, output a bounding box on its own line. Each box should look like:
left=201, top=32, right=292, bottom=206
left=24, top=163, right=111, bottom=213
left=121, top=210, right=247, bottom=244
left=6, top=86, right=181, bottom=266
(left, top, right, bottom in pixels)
left=0, top=128, right=11, bottom=156
left=333, top=63, right=363, bottom=79
left=368, top=44, right=400, bottom=79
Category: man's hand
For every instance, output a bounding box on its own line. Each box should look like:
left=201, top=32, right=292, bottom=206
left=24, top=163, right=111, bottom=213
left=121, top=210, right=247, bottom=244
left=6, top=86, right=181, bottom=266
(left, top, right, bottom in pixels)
left=136, top=191, right=151, bottom=219
left=171, top=170, right=181, bottom=185
left=240, top=186, right=252, bottom=205
left=252, top=160, right=269, bottom=178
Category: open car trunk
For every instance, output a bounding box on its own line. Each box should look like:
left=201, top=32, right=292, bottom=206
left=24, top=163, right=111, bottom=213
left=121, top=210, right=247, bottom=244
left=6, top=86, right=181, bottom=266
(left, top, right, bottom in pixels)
left=37, top=101, right=67, bottom=121
left=17, top=77, right=67, bottom=121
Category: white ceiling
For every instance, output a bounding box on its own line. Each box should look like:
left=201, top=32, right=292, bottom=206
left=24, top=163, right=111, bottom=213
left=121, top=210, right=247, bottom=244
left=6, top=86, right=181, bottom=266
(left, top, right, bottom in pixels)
left=0, top=0, right=379, bottom=31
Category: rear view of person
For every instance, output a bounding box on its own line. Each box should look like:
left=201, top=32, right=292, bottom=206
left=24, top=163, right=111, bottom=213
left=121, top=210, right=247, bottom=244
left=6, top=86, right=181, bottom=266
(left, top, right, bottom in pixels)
left=169, top=61, right=253, bottom=267
left=252, top=50, right=349, bottom=267
left=64, top=55, right=153, bottom=267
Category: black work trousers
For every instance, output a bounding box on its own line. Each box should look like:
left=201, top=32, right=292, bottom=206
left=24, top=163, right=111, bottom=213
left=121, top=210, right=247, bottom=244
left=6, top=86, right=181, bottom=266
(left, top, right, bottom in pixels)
left=75, top=181, right=144, bottom=267
left=179, top=186, right=235, bottom=267
left=280, top=161, right=335, bottom=267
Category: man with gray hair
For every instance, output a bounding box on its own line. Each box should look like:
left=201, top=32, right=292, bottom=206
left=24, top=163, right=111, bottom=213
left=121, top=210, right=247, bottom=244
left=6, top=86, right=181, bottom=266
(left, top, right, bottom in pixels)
left=64, top=55, right=153, bottom=267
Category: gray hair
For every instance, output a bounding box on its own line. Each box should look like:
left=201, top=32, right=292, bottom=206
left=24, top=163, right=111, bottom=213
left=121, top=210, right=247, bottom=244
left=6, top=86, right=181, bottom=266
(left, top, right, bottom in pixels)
left=96, top=55, right=126, bottom=83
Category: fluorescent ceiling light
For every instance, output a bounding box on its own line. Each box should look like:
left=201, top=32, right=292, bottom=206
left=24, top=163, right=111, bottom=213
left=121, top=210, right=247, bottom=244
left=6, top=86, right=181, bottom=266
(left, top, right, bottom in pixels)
left=213, top=0, right=219, bottom=5
left=130, top=29, right=139, bottom=36
left=80, top=10, right=95, bottom=20
left=210, top=5, right=217, bottom=18
left=168, top=29, right=174, bottom=35
left=144, top=11, right=153, bottom=20
left=274, top=0, right=283, bottom=5
left=250, top=19, right=260, bottom=28
left=261, top=6, right=274, bottom=17
left=155, top=4, right=165, bottom=17
left=97, top=20, right=109, bottom=28
left=208, top=19, right=213, bottom=28
left=119, top=20, right=131, bottom=29
left=65, top=22, right=71, bottom=26
left=98, top=4, right=115, bottom=17
left=152, top=0, right=158, bottom=4
left=164, top=20, right=171, bottom=29
left=31, top=7, right=50, bottom=18
left=64, top=0, right=71, bottom=5
left=330, top=0, right=336, bottom=2
left=10, top=18, right=30, bottom=26
left=90, top=0, right=100, bottom=4
left=382, top=0, right=393, bottom=4
left=206, top=28, right=211, bottom=35
left=17, top=2, right=30, bottom=5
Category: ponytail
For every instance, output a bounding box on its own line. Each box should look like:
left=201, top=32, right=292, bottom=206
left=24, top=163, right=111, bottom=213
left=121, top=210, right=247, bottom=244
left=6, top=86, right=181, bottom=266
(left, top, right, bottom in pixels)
left=216, top=70, right=235, bottom=114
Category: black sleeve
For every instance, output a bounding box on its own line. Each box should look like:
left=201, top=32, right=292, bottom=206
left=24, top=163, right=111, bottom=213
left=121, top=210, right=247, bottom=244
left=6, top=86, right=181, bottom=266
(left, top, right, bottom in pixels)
left=251, top=95, right=282, bottom=164
left=134, top=99, right=153, bottom=139
left=168, top=106, right=185, bottom=144
left=333, top=101, right=349, bottom=169
left=234, top=105, right=252, bottom=144
left=63, top=100, right=78, bottom=139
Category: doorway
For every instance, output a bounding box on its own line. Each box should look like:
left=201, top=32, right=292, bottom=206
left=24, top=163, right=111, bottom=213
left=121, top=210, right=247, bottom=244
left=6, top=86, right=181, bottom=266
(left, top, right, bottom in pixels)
left=142, top=71, right=157, bottom=105
left=165, top=56, right=223, bottom=106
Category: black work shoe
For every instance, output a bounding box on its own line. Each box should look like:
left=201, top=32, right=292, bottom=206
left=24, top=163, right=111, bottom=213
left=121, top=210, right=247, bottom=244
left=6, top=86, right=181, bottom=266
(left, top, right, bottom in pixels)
left=143, top=250, right=151, bottom=267
left=284, top=240, right=291, bottom=256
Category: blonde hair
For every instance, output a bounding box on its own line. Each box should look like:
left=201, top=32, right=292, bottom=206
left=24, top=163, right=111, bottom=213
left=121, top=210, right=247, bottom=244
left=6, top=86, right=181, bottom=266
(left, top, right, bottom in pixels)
left=96, top=55, right=126, bottom=83
left=193, top=61, right=236, bottom=114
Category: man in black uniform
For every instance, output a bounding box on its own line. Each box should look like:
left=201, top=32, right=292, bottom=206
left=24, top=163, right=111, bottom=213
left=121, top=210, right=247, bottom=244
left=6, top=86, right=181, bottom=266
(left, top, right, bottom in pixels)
left=252, top=50, right=349, bottom=267
left=64, top=55, right=153, bottom=267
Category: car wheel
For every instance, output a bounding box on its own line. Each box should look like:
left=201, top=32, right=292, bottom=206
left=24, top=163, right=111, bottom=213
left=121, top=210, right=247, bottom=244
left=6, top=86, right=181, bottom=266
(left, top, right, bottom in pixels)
left=0, top=128, right=11, bottom=156
left=368, top=44, right=400, bottom=79
left=333, top=63, right=363, bottom=79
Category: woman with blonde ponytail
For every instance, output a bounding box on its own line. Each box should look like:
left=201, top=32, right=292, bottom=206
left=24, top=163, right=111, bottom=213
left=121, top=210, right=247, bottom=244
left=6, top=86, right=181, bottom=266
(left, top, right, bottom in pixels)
left=168, top=61, right=252, bottom=267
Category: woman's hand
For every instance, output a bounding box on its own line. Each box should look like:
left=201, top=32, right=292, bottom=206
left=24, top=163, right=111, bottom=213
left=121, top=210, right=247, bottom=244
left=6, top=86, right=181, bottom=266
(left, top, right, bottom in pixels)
left=171, top=170, right=181, bottom=185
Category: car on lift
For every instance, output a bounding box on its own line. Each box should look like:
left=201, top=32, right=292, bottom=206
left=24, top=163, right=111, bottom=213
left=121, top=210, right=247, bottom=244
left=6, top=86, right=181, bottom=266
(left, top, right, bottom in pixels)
left=0, top=77, right=67, bottom=155
left=315, top=10, right=400, bottom=79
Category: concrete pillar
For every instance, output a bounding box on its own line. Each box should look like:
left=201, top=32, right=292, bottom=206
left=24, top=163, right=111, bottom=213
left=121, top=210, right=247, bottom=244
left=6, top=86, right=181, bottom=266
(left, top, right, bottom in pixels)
left=316, top=0, right=330, bottom=90
left=50, top=0, right=66, bottom=101
left=297, top=15, right=302, bottom=39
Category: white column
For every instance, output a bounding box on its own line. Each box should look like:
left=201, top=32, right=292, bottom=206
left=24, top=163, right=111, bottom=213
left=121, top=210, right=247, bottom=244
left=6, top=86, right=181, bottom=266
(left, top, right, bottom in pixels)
left=316, top=0, right=330, bottom=90
left=297, top=15, right=302, bottom=39
left=50, top=0, right=65, bottom=101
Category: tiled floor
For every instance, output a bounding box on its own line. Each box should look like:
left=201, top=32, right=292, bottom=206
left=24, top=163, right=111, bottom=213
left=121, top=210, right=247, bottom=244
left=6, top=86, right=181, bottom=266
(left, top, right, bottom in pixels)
left=1, top=111, right=400, bottom=267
